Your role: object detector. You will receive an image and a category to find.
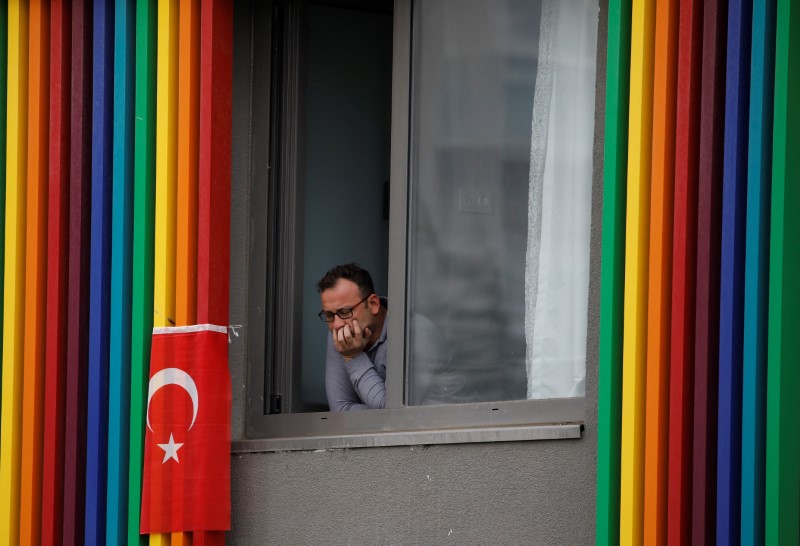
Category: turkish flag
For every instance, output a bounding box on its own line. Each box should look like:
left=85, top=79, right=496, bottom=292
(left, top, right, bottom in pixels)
left=140, top=324, right=231, bottom=534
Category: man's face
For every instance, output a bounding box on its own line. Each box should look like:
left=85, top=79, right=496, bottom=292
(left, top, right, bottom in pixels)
left=319, top=279, right=378, bottom=336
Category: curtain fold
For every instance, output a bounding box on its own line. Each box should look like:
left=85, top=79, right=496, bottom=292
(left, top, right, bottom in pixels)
left=526, top=0, right=598, bottom=399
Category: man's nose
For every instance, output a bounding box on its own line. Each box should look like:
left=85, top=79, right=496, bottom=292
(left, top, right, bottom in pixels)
left=332, top=314, right=345, bottom=329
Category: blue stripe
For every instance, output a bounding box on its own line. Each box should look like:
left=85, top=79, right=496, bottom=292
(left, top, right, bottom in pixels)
left=717, top=0, right=752, bottom=542
left=85, top=0, right=115, bottom=543
left=106, top=0, right=136, bottom=544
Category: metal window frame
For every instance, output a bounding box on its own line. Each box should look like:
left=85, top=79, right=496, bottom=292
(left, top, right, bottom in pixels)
left=244, top=0, right=588, bottom=450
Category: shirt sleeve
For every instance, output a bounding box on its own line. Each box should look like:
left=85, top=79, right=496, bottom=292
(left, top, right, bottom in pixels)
left=325, top=334, right=386, bottom=411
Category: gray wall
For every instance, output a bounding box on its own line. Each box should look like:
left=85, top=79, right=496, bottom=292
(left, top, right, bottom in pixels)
left=227, top=0, right=608, bottom=543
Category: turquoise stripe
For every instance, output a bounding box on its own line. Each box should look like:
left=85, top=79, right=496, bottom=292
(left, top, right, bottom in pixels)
left=741, top=1, right=775, bottom=544
left=106, top=0, right=136, bottom=544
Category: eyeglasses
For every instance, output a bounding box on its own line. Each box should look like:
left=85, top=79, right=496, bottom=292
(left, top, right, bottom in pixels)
left=317, top=295, right=371, bottom=323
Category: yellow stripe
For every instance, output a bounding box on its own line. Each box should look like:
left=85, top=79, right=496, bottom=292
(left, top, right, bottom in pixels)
left=619, top=0, right=656, bottom=544
left=0, top=2, right=29, bottom=544
left=153, top=0, right=178, bottom=331
left=151, top=0, right=178, bottom=542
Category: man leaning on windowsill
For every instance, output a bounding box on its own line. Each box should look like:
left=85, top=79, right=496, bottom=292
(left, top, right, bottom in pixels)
left=317, top=263, right=389, bottom=411
left=317, top=263, right=473, bottom=411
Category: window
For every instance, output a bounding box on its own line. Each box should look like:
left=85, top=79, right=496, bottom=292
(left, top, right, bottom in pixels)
left=245, top=0, right=599, bottom=446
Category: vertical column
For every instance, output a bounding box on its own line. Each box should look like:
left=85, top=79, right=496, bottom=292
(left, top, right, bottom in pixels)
left=716, top=0, right=752, bottom=542
left=107, top=0, right=136, bottom=544
left=692, top=0, right=728, bottom=542
left=19, top=1, right=48, bottom=544
left=194, top=1, right=232, bottom=543
left=41, top=0, right=71, bottom=543
left=0, top=0, right=7, bottom=345
left=150, top=0, right=179, bottom=544
left=172, top=1, right=200, bottom=544
left=643, top=0, right=678, bottom=543
left=85, top=0, right=115, bottom=542
left=175, top=0, right=199, bottom=328
left=63, top=0, right=93, bottom=542
left=596, top=1, right=631, bottom=542
left=667, top=0, right=703, bottom=543
left=765, top=0, right=800, bottom=543
left=0, top=2, right=28, bottom=544
left=619, top=0, right=656, bottom=543
left=740, top=0, right=776, bottom=543
left=128, top=0, right=157, bottom=543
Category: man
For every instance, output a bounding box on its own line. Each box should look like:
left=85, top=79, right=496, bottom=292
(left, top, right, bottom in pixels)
left=317, top=263, right=388, bottom=411
left=318, top=263, right=471, bottom=411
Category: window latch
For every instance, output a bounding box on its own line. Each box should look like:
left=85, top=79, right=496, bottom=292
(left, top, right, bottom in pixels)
left=270, top=394, right=282, bottom=414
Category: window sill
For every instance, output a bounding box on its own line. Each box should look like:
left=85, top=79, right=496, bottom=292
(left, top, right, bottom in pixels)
left=231, top=422, right=583, bottom=453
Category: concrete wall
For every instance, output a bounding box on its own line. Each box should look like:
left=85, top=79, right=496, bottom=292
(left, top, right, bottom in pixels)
left=226, top=0, right=608, bottom=543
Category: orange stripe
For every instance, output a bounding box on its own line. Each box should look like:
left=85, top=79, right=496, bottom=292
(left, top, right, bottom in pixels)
left=175, top=0, right=199, bottom=328
left=19, top=2, right=49, bottom=544
left=642, top=0, right=678, bottom=543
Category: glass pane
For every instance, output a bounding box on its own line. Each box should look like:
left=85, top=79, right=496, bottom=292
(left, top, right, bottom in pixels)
left=299, top=3, right=393, bottom=407
left=407, top=0, right=598, bottom=405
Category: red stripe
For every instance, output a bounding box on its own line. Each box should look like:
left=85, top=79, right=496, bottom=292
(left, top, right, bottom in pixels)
left=63, top=0, right=92, bottom=542
left=667, top=0, right=704, bottom=542
left=692, top=0, right=728, bottom=542
left=195, top=0, right=232, bottom=541
left=196, top=0, right=232, bottom=328
left=41, top=1, right=71, bottom=544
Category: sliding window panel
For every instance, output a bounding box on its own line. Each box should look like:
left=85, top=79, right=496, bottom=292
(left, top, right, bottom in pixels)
left=407, top=0, right=598, bottom=406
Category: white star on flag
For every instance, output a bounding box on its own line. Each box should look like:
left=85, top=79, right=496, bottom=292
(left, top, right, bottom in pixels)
left=157, top=433, right=184, bottom=464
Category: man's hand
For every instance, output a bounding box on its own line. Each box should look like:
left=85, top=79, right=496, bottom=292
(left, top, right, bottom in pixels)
left=333, top=319, right=372, bottom=361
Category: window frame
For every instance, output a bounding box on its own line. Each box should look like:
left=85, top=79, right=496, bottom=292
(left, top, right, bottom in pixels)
left=243, top=0, right=588, bottom=450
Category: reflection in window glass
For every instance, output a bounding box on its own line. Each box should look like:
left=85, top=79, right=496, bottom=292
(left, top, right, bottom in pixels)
left=407, top=0, right=598, bottom=405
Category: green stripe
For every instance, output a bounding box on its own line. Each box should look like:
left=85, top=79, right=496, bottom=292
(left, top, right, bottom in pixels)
left=596, top=1, right=631, bottom=545
left=127, top=0, right=157, bottom=543
left=765, top=0, right=800, bottom=543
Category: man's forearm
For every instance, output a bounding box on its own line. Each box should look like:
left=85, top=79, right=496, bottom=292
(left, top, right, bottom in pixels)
left=345, top=353, right=386, bottom=409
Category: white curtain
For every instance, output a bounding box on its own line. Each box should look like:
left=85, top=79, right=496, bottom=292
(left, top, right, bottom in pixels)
left=525, top=0, right=598, bottom=399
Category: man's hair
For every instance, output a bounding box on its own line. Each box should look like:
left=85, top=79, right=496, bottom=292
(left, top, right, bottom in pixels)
left=316, top=263, right=375, bottom=297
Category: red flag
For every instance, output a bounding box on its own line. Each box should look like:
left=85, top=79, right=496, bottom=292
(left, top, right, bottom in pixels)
left=140, top=324, right=231, bottom=534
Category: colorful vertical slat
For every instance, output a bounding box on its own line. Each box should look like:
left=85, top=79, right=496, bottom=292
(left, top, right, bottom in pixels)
left=619, top=0, right=656, bottom=543
left=0, top=2, right=28, bottom=544
left=642, top=0, right=678, bottom=543
left=107, top=0, right=136, bottom=544
left=765, top=0, right=800, bottom=543
left=176, top=0, right=199, bottom=328
left=0, top=0, right=7, bottom=348
left=41, top=1, right=71, bottom=543
left=85, top=1, right=115, bottom=541
left=63, top=0, right=93, bottom=541
left=716, top=0, right=752, bottom=542
left=152, top=0, right=179, bottom=544
left=174, top=1, right=200, bottom=543
left=194, top=1, right=233, bottom=542
left=19, top=1, right=48, bottom=544
left=128, top=0, right=158, bottom=543
left=741, top=0, right=776, bottom=543
left=692, top=0, right=728, bottom=542
left=596, top=0, right=631, bottom=541
left=666, top=0, right=703, bottom=542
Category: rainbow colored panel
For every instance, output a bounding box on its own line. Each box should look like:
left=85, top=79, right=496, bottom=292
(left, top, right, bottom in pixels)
left=598, top=0, right=800, bottom=543
left=0, top=1, right=233, bottom=543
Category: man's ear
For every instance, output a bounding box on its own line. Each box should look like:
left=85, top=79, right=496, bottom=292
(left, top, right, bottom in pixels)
left=367, top=293, right=380, bottom=314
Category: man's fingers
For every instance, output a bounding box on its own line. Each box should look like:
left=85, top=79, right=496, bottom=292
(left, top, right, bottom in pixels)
left=352, top=319, right=362, bottom=339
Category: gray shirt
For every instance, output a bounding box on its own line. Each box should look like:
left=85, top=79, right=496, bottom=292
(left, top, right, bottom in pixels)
left=325, top=308, right=471, bottom=411
left=325, top=322, right=388, bottom=411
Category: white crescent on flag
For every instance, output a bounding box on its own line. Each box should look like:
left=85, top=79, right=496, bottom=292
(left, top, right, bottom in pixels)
left=146, top=367, right=200, bottom=432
